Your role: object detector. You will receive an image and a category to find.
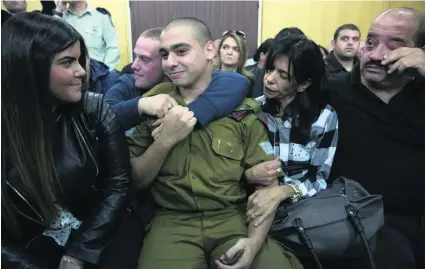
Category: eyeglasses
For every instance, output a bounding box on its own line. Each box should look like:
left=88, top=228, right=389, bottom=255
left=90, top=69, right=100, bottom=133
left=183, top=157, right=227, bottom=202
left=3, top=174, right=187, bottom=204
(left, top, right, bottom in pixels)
left=222, top=30, right=246, bottom=38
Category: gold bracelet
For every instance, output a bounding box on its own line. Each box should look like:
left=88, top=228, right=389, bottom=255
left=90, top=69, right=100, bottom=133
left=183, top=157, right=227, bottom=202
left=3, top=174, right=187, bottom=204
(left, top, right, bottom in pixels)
left=287, top=183, right=302, bottom=202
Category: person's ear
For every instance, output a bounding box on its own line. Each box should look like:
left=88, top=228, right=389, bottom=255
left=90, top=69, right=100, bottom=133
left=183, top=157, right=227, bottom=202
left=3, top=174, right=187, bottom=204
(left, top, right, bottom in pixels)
left=205, top=41, right=216, bottom=60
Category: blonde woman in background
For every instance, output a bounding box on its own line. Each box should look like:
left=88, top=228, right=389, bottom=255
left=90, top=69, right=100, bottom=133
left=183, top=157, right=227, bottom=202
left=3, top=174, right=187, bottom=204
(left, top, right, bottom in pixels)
left=215, top=30, right=255, bottom=96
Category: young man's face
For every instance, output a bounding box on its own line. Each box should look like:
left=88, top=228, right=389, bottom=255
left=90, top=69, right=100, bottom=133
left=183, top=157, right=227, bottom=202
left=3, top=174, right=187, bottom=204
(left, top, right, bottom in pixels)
left=131, top=37, right=164, bottom=89
left=159, top=26, right=215, bottom=89
left=333, top=29, right=360, bottom=60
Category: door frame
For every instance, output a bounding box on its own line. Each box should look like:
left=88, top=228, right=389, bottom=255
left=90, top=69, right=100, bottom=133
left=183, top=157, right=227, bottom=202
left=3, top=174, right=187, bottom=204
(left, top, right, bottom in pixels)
left=257, top=0, right=263, bottom=46
left=126, top=0, right=134, bottom=63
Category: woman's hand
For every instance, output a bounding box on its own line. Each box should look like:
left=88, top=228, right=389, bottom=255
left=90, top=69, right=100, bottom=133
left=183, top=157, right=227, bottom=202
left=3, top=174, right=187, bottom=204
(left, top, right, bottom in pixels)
left=246, top=185, right=294, bottom=226
left=59, top=255, right=84, bottom=269
left=244, top=157, right=282, bottom=187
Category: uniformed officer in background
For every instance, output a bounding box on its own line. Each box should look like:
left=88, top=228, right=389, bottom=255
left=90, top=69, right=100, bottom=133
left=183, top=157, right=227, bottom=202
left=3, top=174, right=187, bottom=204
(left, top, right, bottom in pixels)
left=54, top=0, right=120, bottom=71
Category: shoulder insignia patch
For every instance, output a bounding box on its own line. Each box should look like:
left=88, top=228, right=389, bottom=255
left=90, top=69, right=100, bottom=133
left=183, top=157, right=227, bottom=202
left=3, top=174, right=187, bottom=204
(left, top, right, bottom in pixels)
left=96, top=7, right=114, bottom=27
left=228, top=104, right=254, bottom=121
left=228, top=102, right=255, bottom=121
left=229, top=111, right=248, bottom=121
left=259, top=141, right=274, bottom=155
left=96, top=7, right=111, bottom=16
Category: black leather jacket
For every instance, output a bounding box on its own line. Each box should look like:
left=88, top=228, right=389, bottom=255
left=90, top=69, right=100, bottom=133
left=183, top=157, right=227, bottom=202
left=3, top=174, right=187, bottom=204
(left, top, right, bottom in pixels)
left=2, top=92, right=131, bottom=268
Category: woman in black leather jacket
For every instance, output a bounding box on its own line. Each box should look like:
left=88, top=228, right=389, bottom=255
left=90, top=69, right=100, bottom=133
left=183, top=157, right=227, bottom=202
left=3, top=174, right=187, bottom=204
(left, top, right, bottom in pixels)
left=1, top=12, right=131, bottom=269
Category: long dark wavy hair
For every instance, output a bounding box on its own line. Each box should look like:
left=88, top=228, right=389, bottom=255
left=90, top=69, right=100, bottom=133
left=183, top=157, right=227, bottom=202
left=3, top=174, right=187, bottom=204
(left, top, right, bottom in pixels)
left=262, top=35, right=329, bottom=145
left=1, top=12, right=88, bottom=236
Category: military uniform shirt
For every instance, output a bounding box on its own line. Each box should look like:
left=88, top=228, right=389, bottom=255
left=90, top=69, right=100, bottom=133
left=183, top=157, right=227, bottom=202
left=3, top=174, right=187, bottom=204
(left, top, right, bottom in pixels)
left=128, top=83, right=274, bottom=212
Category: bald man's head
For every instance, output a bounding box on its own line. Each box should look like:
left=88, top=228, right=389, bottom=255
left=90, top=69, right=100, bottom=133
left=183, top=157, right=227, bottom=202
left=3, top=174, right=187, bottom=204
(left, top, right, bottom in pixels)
left=163, top=17, right=213, bottom=46
left=376, top=7, right=425, bottom=47
left=360, top=7, right=424, bottom=91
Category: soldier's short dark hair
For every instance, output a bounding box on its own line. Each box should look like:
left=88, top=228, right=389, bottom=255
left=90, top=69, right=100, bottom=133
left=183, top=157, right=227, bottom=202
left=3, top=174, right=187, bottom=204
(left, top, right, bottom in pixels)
left=164, top=17, right=213, bottom=46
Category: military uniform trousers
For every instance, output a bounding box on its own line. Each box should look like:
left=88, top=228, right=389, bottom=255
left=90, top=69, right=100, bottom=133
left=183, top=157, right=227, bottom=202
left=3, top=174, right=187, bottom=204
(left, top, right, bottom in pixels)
left=138, top=208, right=303, bottom=269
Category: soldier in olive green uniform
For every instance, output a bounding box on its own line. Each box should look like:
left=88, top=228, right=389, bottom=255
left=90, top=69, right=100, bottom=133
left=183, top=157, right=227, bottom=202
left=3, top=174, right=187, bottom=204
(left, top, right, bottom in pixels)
left=128, top=18, right=303, bottom=269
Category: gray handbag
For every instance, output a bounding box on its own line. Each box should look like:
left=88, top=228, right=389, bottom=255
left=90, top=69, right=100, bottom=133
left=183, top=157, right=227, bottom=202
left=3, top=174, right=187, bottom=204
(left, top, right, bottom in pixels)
left=270, top=177, right=384, bottom=269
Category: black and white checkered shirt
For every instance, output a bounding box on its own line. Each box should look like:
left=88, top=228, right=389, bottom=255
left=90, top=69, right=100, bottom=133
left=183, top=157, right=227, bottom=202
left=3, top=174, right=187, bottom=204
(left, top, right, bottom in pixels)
left=257, top=102, right=339, bottom=198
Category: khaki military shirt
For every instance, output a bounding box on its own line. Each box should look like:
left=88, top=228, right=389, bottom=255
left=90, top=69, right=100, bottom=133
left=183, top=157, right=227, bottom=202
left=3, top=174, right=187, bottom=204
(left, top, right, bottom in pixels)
left=60, top=7, right=120, bottom=70
left=128, top=83, right=274, bottom=212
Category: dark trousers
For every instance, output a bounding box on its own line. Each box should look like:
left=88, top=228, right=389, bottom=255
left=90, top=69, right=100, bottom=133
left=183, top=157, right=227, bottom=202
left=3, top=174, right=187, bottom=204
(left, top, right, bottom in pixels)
left=301, top=214, right=425, bottom=269
left=98, top=208, right=145, bottom=269
left=99, top=192, right=154, bottom=269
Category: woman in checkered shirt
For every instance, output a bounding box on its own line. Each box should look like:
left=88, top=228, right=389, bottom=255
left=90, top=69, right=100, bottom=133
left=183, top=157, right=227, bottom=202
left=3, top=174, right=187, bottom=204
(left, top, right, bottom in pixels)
left=244, top=34, right=338, bottom=227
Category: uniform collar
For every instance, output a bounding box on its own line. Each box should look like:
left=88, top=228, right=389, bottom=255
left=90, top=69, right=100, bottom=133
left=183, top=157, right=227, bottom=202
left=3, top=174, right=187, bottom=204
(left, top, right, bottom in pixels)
left=65, top=6, right=93, bottom=17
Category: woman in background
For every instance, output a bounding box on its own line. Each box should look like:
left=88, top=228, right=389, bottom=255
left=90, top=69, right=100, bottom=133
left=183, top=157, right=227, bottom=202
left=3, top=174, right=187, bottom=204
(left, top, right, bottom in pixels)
left=215, top=30, right=255, bottom=96
left=1, top=12, right=131, bottom=269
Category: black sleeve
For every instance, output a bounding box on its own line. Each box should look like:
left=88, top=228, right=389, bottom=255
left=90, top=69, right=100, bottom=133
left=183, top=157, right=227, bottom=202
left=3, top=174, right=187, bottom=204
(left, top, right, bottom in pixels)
left=1, top=10, right=13, bottom=25
left=64, top=93, right=131, bottom=265
left=1, top=241, right=45, bottom=269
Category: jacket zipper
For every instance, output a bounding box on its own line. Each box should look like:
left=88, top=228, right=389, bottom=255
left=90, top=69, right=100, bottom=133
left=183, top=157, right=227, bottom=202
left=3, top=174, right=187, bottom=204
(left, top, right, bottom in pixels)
left=6, top=181, right=44, bottom=224
left=72, top=118, right=99, bottom=177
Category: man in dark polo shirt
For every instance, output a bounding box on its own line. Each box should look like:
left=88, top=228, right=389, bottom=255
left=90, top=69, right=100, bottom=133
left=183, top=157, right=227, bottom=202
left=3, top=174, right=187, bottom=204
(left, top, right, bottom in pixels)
left=329, top=7, right=425, bottom=269
left=325, top=24, right=361, bottom=73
